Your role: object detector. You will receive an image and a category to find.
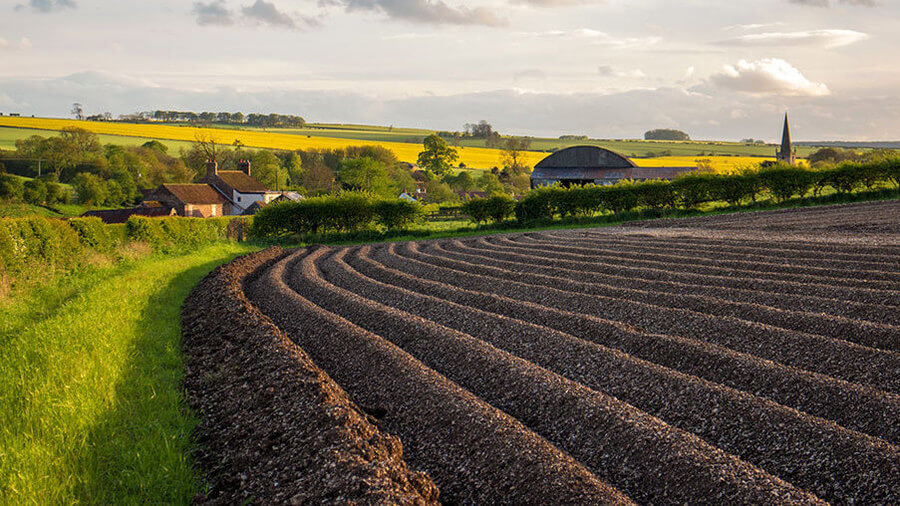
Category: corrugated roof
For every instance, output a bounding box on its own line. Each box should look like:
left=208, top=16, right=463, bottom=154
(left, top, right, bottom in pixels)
left=535, top=146, right=637, bottom=170
left=163, top=184, right=229, bottom=205
left=216, top=171, right=268, bottom=193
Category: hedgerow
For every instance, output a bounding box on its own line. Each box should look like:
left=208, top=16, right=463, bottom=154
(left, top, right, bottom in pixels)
left=250, top=193, right=423, bottom=238
left=461, top=194, right=516, bottom=224
left=125, top=216, right=232, bottom=253
left=512, top=158, right=899, bottom=224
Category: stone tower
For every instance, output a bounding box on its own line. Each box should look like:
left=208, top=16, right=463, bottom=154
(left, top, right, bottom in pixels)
left=775, top=113, right=796, bottom=165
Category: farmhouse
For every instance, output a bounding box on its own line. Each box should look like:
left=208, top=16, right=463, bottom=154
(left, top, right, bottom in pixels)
left=200, top=160, right=281, bottom=215
left=530, top=146, right=696, bottom=188
left=144, top=183, right=229, bottom=217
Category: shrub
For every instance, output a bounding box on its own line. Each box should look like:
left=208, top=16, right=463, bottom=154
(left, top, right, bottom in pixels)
left=599, top=184, right=640, bottom=213
left=515, top=186, right=564, bottom=223
left=67, top=217, right=117, bottom=252
left=462, top=195, right=515, bottom=224
left=23, top=179, right=48, bottom=205
left=708, top=173, right=760, bottom=206
left=0, top=217, right=85, bottom=284
left=126, top=216, right=231, bottom=253
left=635, top=180, right=677, bottom=209
left=671, top=173, right=718, bottom=209
left=374, top=200, right=422, bottom=230
left=0, top=174, right=25, bottom=201
left=758, top=165, right=816, bottom=202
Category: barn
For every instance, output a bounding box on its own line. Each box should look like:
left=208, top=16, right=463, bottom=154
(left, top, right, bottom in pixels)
left=530, top=146, right=696, bottom=188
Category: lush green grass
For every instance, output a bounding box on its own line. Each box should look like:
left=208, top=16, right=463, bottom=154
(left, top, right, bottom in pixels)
left=0, top=242, right=259, bottom=504
left=0, top=126, right=194, bottom=152
left=0, top=201, right=104, bottom=218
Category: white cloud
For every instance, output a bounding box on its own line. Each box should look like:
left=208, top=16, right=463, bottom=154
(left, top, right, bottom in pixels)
left=527, top=29, right=660, bottom=48
left=597, top=65, right=646, bottom=78
left=707, top=58, right=830, bottom=97
left=718, top=29, right=869, bottom=48
left=334, top=0, right=506, bottom=27
left=0, top=38, right=8, bottom=49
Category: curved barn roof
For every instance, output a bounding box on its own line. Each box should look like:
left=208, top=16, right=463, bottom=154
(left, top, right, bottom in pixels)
left=534, top=146, right=637, bottom=170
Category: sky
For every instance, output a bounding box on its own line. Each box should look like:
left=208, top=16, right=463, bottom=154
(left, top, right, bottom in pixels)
left=0, top=0, right=897, bottom=141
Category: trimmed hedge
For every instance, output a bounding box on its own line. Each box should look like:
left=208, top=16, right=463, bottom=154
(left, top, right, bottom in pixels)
left=514, top=159, right=900, bottom=224
left=250, top=193, right=423, bottom=238
left=0, top=214, right=243, bottom=292
left=461, top=194, right=516, bottom=224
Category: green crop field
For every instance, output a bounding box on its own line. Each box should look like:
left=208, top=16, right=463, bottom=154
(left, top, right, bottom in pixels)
left=0, top=126, right=194, bottom=153
left=0, top=242, right=259, bottom=504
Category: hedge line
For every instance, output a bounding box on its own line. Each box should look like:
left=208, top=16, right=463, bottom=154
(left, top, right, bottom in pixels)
left=511, top=159, right=900, bottom=224
left=0, top=215, right=245, bottom=292
left=250, top=193, right=422, bottom=238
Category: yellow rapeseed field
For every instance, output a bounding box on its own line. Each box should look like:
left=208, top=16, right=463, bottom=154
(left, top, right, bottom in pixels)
left=0, top=116, right=774, bottom=172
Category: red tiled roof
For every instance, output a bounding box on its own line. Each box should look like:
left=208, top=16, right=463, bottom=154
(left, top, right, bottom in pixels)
left=162, top=184, right=229, bottom=205
left=215, top=171, right=268, bottom=193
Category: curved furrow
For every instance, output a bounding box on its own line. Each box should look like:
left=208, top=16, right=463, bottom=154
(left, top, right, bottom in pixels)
left=498, top=235, right=899, bottom=325
left=466, top=235, right=898, bottom=293
left=396, top=241, right=899, bottom=393
left=518, top=232, right=899, bottom=272
left=524, top=233, right=900, bottom=307
left=547, top=228, right=900, bottom=260
left=355, top=243, right=900, bottom=444
left=486, top=233, right=900, bottom=283
left=316, top=246, right=900, bottom=505
left=277, top=246, right=824, bottom=505
left=482, top=235, right=900, bottom=334
left=438, top=239, right=900, bottom=352
left=245, top=247, right=632, bottom=505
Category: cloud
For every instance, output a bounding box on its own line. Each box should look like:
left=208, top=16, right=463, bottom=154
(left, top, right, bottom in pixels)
left=707, top=58, right=829, bottom=97
left=1, top=71, right=899, bottom=141
left=511, top=0, right=601, bottom=7
left=242, top=0, right=298, bottom=29
left=334, top=0, right=506, bottom=26
left=788, top=0, right=877, bottom=6
left=0, top=38, right=7, bottom=49
left=528, top=29, right=660, bottom=48
left=0, top=36, right=33, bottom=50
left=597, top=65, right=646, bottom=78
left=718, top=29, right=868, bottom=48
left=514, top=69, right=547, bottom=81
left=14, top=0, right=76, bottom=12
left=193, top=0, right=234, bottom=25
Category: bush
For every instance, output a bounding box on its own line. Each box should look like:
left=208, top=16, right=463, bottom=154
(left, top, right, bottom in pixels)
left=462, top=194, right=515, bottom=224
left=671, top=173, right=718, bottom=209
left=0, top=174, right=25, bottom=202
left=126, top=216, right=231, bottom=253
left=758, top=165, right=816, bottom=202
left=634, top=180, right=677, bottom=209
left=373, top=200, right=422, bottom=230
left=23, top=179, right=48, bottom=205
left=0, top=217, right=85, bottom=284
left=67, top=217, right=118, bottom=252
left=708, top=173, right=761, bottom=206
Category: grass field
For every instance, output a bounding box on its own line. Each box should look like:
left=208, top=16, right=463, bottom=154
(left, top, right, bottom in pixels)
left=0, top=117, right=780, bottom=172
left=0, top=242, right=258, bottom=504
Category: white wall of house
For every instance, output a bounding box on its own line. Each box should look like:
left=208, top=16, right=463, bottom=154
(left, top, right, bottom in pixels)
left=230, top=191, right=281, bottom=215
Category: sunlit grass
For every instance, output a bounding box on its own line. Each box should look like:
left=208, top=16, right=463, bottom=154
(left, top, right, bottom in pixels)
left=0, top=242, right=258, bottom=504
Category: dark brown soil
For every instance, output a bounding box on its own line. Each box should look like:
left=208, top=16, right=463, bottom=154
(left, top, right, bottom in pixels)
left=184, top=200, right=899, bottom=505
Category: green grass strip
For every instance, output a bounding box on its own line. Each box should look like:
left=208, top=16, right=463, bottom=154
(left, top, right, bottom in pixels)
left=0, top=242, right=258, bottom=504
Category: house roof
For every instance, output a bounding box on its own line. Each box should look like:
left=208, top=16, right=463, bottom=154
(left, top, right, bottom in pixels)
left=216, top=170, right=269, bottom=193
left=162, top=184, right=229, bottom=205
left=81, top=206, right=175, bottom=224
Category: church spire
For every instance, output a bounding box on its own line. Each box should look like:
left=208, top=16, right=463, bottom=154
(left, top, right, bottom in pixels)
left=777, top=112, right=796, bottom=164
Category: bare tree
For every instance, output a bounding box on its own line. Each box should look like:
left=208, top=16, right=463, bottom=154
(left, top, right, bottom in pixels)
left=71, top=103, right=84, bottom=120
left=193, top=132, right=220, bottom=162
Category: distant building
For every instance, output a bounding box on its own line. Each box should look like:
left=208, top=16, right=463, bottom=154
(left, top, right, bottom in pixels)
left=144, top=183, right=228, bottom=217
left=775, top=113, right=797, bottom=165
left=530, top=146, right=696, bottom=189
left=199, top=160, right=281, bottom=215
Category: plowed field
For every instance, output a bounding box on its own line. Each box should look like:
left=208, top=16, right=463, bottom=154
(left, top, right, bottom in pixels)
left=184, top=200, right=899, bottom=504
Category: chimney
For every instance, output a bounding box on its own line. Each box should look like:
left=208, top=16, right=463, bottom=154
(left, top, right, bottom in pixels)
left=206, top=159, right=218, bottom=178
left=238, top=159, right=251, bottom=176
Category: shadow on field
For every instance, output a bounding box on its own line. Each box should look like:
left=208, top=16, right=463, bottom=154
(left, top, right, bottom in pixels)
left=63, top=258, right=228, bottom=504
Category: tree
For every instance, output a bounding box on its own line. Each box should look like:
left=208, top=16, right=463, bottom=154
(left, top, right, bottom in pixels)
left=71, top=102, right=84, bottom=120
left=60, top=127, right=102, bottom=160
left=501, top=137, right=532, bottom=176
left=72, top=172, right=108, bottom=205
left=417, top=134, right=459, bottom=175
left=476, top=171, right=505, bottom=195
left=23, top=179, right=48, bottom=205
left=141, top=140, right=169, bottom=154
left=193, top=133, right=221, bottom=162
left=423, top=179, right=456, bottom=203
left=0, top=174, right=25, bottom=201
left=301, top=160, right=336, bottom=193
left=249, top=149, right=287, bottom=190
left=339, top=157, right=393, bottom=196
left=644, top=129, right=690, bottom=141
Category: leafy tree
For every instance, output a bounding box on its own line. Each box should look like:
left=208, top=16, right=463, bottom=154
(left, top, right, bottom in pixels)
left=443, top=171, right=478, bottom=192
left=141, top=140, right=169, bottom=154
left=644, top=129, right=690, bottom=141
left=339, top=157, right=393, bottom=196
left=104, top=180, right=126, bottom=206
left=72, top=172, right=108, bottom=205
left=0, top=174, right=24, bottom=201
left=301, top=159, right=336, bottom=193
left=423, top=179, right=456, bottom=203
left=501, top=137, right=532, bottom=175
left=23, top=179, right=48, bottom=205
left=476, top=171, right=505, bottom=195
left=417, top=134, right=458, bottom=176
left=249, top=149, right=287, bottom=190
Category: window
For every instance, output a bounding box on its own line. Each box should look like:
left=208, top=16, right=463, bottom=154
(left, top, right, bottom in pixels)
left=237, top=196, right=241, bottom=202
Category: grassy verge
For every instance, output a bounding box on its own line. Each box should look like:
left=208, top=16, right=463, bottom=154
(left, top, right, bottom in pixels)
left=0, top=242, right=259, bottom=504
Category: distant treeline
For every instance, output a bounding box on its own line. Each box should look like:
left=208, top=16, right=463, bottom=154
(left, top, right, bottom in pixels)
left=88, top=110, right=307, bottom=128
